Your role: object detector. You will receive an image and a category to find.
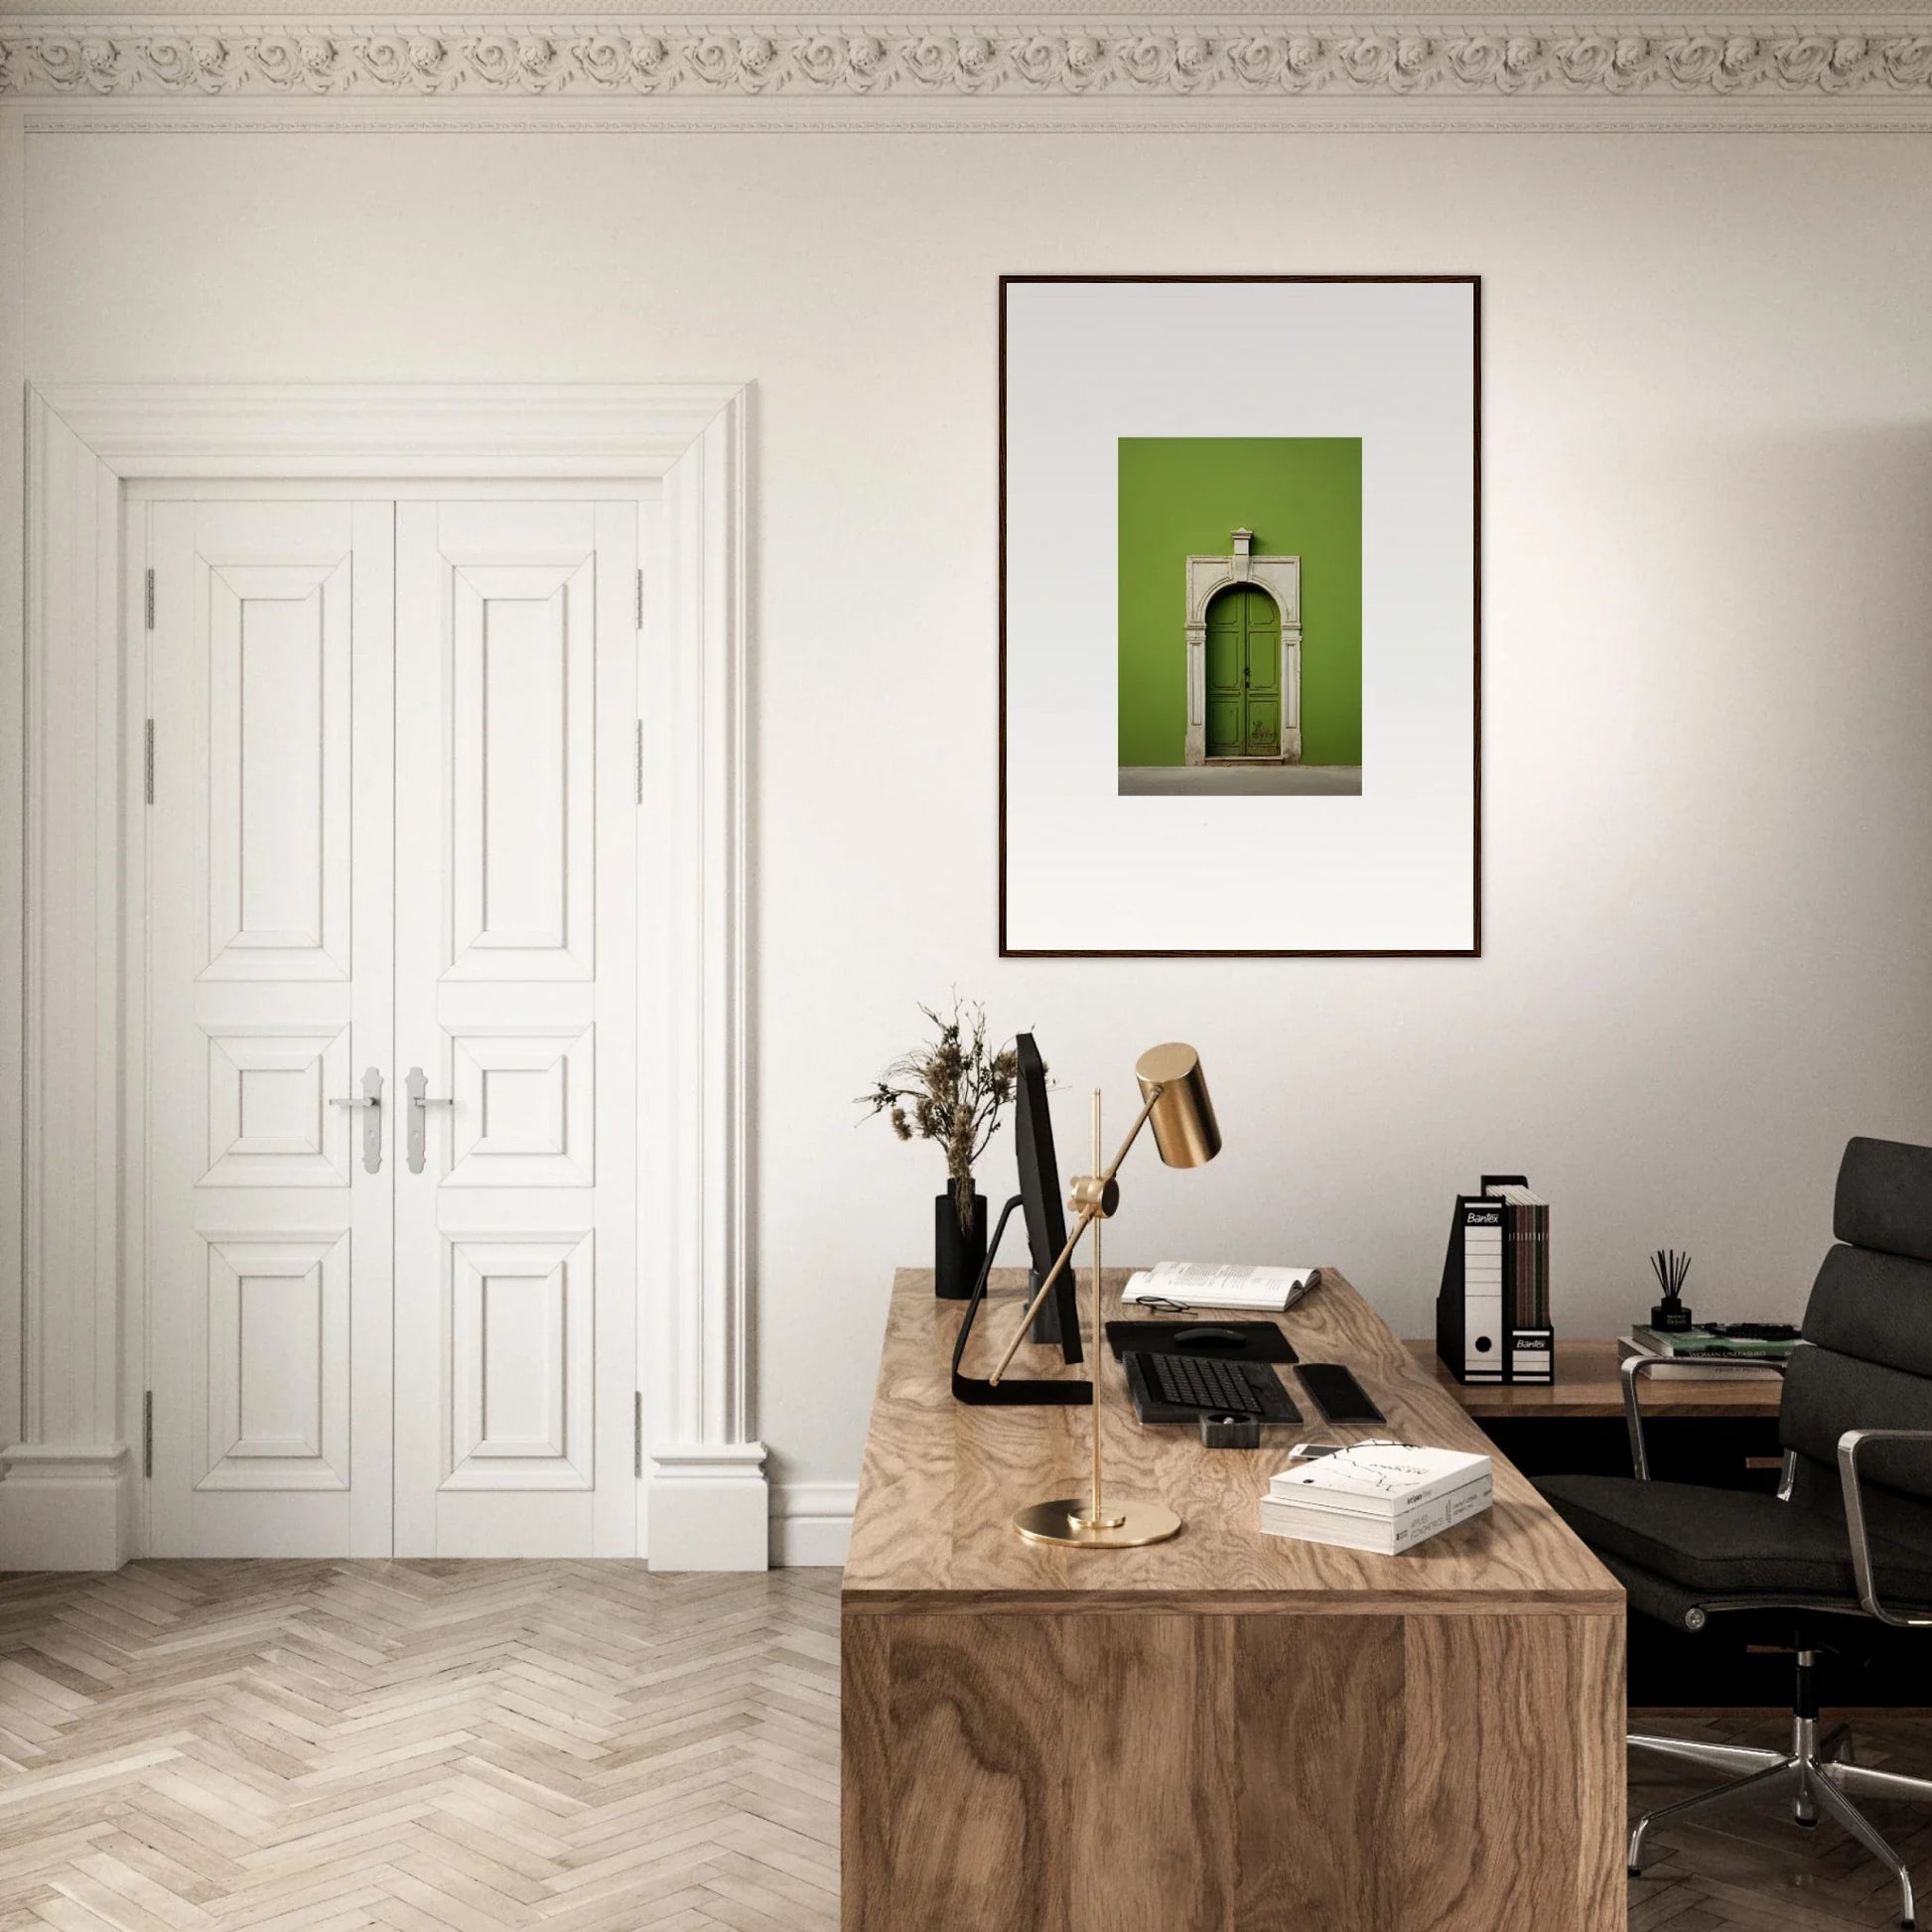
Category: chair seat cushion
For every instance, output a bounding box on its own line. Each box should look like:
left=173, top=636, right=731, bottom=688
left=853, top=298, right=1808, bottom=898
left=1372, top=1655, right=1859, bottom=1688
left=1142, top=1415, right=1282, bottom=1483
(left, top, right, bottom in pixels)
left=1536, top=1473, right=1932, bottom=1602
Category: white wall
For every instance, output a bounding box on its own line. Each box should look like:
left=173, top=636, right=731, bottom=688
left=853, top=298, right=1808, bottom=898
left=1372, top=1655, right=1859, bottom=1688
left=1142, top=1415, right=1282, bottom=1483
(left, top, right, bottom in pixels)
left=17, top=127, right=1932, bottom=1539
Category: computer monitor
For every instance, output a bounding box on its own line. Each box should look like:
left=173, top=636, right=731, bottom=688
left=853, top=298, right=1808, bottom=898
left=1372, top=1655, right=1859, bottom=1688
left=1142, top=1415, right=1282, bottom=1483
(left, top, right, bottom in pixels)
left=948, top=1032, right=1089, bottom=1405
left=1013, top=1034, right=1083, bottom=1364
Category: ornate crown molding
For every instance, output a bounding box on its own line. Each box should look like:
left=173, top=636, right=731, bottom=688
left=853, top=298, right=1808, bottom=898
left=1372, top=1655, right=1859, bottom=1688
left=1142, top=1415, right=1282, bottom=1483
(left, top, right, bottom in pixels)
left=3, top=18, right=1931, bottom=108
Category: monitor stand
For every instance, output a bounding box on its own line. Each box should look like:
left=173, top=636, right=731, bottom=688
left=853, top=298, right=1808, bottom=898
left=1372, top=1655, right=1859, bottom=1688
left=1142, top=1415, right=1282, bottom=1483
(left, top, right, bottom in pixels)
left=951, top=1196, right=1091, bottom=1407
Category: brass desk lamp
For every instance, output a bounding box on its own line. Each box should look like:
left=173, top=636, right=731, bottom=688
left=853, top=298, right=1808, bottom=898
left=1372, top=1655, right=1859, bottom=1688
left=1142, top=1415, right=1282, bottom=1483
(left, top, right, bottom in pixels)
left=988, top=1042, right=1221, bottom=1549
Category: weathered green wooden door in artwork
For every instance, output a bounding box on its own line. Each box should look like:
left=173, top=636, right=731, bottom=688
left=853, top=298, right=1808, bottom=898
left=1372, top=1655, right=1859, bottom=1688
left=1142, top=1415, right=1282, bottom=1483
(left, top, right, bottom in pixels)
left=1204, top=585, right=1282, bottom=759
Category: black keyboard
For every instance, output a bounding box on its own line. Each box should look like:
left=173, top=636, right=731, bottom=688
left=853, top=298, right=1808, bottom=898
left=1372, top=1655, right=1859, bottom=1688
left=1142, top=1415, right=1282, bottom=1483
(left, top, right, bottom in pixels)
left=1125, top=1351, right=1302, bottom=1425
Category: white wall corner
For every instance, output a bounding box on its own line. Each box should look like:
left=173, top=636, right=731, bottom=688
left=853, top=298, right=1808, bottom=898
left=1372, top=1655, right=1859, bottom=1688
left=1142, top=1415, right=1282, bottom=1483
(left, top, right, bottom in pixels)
left=647, top=1443, right=769, bottom=1571
left=770, top=1480, right=855, bottom=1569
left=16, top=386, right=126, bottom=1572
left=0, top=1443, right=134, bottom=1571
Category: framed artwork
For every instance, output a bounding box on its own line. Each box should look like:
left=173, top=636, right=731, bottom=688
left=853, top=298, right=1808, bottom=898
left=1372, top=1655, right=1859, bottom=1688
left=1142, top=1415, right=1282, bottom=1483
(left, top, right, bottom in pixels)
left=999, top=274, right=1480, bottom=957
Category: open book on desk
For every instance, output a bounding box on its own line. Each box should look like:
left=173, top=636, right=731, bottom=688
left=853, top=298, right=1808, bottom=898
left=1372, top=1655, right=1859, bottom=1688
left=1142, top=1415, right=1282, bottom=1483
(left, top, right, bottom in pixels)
left=1121, top=1261, right=1319, bottom=1313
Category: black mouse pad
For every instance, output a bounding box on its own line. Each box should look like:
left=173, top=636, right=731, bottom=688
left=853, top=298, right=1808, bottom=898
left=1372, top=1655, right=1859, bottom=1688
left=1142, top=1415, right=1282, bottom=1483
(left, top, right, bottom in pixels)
left=1104, top=1320, right=1298, bottom=1365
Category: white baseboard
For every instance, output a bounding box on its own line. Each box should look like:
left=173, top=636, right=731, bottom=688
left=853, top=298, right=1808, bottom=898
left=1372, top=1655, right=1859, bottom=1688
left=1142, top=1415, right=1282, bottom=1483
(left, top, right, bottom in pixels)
left=0, top=1442, right=850, bottom=1573
left=770, top=1480, right=855, bottom=1568
left=646, top=1442, right=769, bottom=1571
left=0, top=1444, right=136, bottom=1571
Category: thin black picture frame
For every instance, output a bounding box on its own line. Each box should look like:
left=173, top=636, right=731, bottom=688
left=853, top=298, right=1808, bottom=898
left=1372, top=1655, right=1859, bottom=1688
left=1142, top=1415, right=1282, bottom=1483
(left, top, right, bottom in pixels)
left=997, top=272, right=1482, bottom=959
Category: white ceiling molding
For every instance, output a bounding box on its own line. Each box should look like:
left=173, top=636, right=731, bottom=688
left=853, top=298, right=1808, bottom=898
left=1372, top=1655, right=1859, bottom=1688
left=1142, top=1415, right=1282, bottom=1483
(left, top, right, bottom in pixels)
left=4, top=19, right=1932, bottom=124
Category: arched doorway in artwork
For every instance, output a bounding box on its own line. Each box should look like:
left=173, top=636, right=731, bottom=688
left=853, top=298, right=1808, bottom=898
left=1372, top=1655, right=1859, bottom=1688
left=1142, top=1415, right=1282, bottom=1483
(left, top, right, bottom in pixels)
left=1203, top=584, right=1281, bottom=759
left=1182, top=529, right=1302, bottom=765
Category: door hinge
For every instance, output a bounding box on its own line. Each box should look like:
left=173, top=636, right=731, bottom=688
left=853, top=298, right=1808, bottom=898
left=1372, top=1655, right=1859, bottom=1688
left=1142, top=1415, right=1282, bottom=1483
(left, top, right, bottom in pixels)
left=144, top=567, right=155, bottom=631
left=633, top=1392, right=643, bottom=1479
left=144, top=720, right=155, bottom=805
left=635, top=567, right=644, bottom=631
left=142, top=1391, right=153, bottom=1478
left=634, top=720, right=644, bottom=805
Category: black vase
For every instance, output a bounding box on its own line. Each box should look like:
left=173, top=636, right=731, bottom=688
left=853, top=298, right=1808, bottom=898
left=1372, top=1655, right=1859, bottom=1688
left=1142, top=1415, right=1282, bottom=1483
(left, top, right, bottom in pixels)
left=934, top=1183, right=989, bottom=1300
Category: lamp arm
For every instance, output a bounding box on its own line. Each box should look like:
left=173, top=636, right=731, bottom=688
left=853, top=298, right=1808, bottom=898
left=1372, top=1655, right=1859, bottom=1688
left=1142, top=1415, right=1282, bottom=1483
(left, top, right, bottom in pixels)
left=987, top=1086, right=1164, bottom=1387
left=1097, top=1086, right=1164, bottom=1187
left=985, top=1205, right=1097, bottom=1388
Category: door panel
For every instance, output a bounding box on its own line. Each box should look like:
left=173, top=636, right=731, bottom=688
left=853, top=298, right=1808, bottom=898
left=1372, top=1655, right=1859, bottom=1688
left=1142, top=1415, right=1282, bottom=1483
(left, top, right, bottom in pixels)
left=1243, top=594, right=1282, bottom=756
left=1204, top=584, right=1282, bottom=759
left=394, top=501, right=637, bottom=1557
left=450, top=561, right=596, bottom=980
left=205, top=567, right=351, bottom=977
left=447, top=1027, right=595, bottom=1187
left=201, top=1233, right=349, bottom=1489
left=148, top=500, right=395, bottom=1557
left=1204, top=593, right=1243, bottom=758
left=446, top=1231, right=594, bottom=1489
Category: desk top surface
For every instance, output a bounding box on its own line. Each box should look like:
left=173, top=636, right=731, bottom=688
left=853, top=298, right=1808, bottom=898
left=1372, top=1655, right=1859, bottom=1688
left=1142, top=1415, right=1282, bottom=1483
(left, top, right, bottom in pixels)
left=843, top=1267, right=1621, bottom=1614
left=1407, top=1338, right=1784, bottom=1420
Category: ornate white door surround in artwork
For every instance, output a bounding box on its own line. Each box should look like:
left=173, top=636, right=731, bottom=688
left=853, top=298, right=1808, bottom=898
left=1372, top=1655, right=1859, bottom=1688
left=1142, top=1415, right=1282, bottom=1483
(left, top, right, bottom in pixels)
left=1183, top=529, right=1302, bottom=765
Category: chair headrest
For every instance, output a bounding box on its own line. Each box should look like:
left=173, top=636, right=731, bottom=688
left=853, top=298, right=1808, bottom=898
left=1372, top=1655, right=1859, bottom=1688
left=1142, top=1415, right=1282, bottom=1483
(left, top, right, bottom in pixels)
left=1835, top=1136, right=1932, bottom=1263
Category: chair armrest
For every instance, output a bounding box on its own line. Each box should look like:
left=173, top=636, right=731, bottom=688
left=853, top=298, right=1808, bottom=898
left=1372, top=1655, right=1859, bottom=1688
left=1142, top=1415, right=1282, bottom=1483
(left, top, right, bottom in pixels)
left=1621, top=1350, right=1788, bottom=1481
left=1837, top=1429, right=1932, bottom=1627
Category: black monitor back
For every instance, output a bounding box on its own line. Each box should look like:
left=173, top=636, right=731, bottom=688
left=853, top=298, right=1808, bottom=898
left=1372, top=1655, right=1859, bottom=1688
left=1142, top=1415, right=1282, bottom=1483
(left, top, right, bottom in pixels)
left=1014, top=1034, right=1082, bottom=1361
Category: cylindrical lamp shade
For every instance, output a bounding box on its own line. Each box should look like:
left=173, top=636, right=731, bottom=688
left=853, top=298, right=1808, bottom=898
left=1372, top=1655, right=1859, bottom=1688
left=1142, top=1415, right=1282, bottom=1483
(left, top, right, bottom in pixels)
left=1134, top=1042, right=1222, bottom=1169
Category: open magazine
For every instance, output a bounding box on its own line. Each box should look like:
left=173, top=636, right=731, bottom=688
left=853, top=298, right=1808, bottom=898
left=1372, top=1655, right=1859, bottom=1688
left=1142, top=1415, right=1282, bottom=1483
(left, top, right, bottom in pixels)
left=1120, top=1261, right=1319, bottom=1312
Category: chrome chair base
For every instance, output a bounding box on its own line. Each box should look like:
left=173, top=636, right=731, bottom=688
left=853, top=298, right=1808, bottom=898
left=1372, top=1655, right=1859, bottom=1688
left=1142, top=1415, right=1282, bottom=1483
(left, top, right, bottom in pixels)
left=1629, top=1709, right=1932, bottom=1929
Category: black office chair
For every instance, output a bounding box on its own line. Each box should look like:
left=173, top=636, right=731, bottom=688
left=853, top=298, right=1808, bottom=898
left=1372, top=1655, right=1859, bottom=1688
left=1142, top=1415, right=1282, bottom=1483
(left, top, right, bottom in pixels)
left=1538, top=1136, right=1932, bottom=1929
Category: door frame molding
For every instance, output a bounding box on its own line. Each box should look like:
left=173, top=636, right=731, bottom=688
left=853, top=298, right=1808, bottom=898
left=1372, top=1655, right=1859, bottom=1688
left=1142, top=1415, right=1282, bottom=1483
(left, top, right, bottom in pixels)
left=1183, top=540, right=1302, bottom=765
left=5, top=381, right=763, bottom=1571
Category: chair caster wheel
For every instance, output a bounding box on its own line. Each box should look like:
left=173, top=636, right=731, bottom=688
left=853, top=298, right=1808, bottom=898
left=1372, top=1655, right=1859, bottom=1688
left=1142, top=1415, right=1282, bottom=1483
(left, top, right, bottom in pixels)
left=1795, top=1815, right=1818, bottom=1828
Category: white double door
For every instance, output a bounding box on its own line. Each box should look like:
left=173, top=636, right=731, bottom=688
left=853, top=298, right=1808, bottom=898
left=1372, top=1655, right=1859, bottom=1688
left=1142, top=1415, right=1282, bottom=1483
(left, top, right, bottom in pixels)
left=145, top=494, right=640, bottom=1557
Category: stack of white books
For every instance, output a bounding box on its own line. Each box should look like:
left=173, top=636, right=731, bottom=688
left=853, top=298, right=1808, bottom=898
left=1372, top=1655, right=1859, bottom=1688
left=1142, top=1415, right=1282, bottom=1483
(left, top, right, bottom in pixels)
left=1259, top=1444, right=1493, bottom=1555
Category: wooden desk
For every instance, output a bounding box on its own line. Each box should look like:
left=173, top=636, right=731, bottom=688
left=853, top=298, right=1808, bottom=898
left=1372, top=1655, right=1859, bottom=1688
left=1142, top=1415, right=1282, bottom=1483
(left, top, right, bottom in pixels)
left=843, top=1269, right=1625, bottom=1932
left=1407, top=1336, right=1783, bottom=1420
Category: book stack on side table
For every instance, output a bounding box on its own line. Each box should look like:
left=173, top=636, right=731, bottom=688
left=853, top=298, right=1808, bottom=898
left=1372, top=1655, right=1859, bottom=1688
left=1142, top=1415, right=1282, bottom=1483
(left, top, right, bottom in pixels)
left=1618, top=1325, right=1797, bottom=1381
left=1259, top=1444, right=1493, bottom=1555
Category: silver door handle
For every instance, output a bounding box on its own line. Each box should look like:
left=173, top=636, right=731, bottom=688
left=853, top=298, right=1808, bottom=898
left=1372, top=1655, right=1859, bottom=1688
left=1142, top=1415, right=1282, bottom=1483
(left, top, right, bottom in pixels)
left=405, top=1066, right=454, bottom=1175
left=330, top=1066, right=384, bottom=1174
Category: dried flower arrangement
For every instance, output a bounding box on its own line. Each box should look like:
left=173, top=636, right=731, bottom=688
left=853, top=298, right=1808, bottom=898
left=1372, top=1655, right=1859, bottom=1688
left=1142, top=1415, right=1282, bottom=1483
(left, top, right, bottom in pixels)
left=860, top=998, right=1021, bottom=1233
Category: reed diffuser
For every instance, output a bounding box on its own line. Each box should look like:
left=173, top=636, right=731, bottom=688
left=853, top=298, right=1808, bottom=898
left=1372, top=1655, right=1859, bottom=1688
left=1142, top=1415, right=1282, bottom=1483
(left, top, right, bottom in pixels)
left=1649, top=1249, right=1694, bottom=1332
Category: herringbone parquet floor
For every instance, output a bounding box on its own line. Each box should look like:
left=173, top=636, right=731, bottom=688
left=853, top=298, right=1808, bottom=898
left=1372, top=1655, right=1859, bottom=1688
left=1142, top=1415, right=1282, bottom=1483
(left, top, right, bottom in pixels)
left=0, top=1563, right=840, bottom=1932
left=1, top=1562, right=1929, bottom=1930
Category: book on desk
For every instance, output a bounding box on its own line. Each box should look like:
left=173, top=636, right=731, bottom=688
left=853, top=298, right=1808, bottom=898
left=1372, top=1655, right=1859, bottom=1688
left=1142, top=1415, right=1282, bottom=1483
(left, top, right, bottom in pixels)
left=1260, top=1443, right=1493, bottom=1555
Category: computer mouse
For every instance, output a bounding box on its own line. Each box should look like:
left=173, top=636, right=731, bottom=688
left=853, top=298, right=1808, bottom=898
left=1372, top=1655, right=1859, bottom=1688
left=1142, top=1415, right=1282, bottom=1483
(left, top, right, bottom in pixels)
left=1173, top=1325, right=1246, bottom=1350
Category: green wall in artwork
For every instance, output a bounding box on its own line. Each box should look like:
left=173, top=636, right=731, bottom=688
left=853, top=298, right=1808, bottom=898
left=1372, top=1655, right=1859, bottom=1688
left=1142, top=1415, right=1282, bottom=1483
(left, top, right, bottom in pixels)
left=1118, top=438, right=1362, bottom=767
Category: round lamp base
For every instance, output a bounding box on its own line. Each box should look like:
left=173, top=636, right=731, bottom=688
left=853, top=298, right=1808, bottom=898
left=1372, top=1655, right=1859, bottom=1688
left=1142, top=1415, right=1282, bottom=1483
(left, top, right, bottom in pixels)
left=1011, top=1496, right=1182, bottom=1549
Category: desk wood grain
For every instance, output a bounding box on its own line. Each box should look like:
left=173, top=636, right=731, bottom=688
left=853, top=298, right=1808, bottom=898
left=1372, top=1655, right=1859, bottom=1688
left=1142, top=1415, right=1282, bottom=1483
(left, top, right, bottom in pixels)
left=844, top=1268, right=1621, bottom=1612
left=842, top=1269, right=1625, bottom=1932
